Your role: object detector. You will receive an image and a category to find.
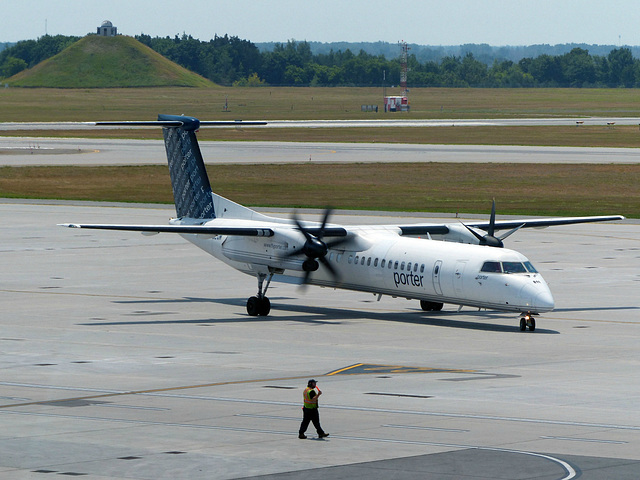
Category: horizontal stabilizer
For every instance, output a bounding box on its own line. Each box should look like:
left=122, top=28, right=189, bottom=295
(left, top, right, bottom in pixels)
left=95, top=120, right=267, bottom=129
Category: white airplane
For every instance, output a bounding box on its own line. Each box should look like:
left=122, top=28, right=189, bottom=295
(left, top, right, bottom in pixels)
left=61, top=115, right=624, bottom=331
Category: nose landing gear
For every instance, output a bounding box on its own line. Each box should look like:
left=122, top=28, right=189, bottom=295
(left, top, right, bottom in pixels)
left=519, top=313, right=536, bottom=332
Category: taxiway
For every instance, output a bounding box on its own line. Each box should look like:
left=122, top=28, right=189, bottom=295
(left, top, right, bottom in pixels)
left=2, top=137, right=640, bottom=166
left=0, top=201, right=638, bottom=479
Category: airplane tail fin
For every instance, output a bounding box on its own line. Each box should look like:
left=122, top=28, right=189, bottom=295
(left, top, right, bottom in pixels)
left=157, top=114, right=268, bottom=221
left=159, top=114, right=216, bottom=219
left=97, top=114, right=266, bottom=221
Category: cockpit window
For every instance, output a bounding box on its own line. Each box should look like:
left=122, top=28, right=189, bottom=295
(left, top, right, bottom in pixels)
left=480, top=261, right=502, bottom=273
left=502, top=261, right=527, bottom=274
left=481, top=261, right=537, bottom=274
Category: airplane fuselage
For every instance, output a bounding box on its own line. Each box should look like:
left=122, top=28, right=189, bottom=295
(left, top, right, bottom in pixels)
left=179, top=218, right=555, bottom=315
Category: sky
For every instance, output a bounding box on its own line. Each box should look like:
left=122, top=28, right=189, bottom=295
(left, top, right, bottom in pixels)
left=2, top=0, right=640, bottom=46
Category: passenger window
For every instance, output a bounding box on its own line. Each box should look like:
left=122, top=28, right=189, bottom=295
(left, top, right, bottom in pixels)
left=420, top=264, right=425, bottom=273
left=374, top=258, right=378, bottom=267
left=388, top=260, right=393, bottom=269
left=337, top=253, right=343, bottom=262
left=481, top=261, right=502, bottom=273
left=367, top=257, right=371, bottom=266
left=348, top=255, right=353, bottom=264
left=394, top=261, right=399, bottom=269
left=361, top=257, right=365, bottom=265
left=406, top=262, right=411, bottom=271
left=381, top=259, right=386, bottom=268
left=414, top=263, right=418, bottom=272
left=434, top=265, right=439, bottom=275
left=355, top=256, right=359, bottom=265
left=401, top=262, right=405, bottom=270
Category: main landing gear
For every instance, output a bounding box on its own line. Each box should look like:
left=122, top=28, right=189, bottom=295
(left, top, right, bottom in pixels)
left=246, top=272, right=273, bottom=316
left=519, top=313, right=536, bottom=332
left=420, top=300, right=444, bottom=311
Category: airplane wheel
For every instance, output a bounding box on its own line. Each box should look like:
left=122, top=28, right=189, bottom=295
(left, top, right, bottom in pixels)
left=258, top=297, right=271, bottom=316
left=519, top=318, right=527, bottom=331
left=528, top=318, right=536, bottom=332
left=246, top=296, right=260, bottom=316
left=420, top=300, right=443, bottom=311
left=247, top=296, right=271, bottom=316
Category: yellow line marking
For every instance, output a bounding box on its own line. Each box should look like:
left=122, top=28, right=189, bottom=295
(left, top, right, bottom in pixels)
left=0, top=375, right=311, bottom=410
left=327, top=364, right=475, bottom=376
left=326, top=363, right=364, bottom=375
left=1, top=363, right=473, bottom=410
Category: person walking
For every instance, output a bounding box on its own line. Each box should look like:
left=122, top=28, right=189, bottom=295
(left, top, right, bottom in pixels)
left=298, top=379, right=329, bottom=439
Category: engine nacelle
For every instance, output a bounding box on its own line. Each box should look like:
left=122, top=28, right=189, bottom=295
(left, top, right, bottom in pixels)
left=222, top=229, right=308, bottom=271
left=433, top=223, right=484, bottom=244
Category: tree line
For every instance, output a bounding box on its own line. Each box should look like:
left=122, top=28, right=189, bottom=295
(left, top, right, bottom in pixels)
left=257, top=41, right=640, bottom=67
left=2, top=33, right=640, bottom=88
left=0, top=35, right=81, bottom=78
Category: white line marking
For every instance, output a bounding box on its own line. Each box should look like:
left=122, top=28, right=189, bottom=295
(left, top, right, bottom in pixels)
left=383, top=424, right=469, bottom=433
left=541, top=435, right=627, bottom=444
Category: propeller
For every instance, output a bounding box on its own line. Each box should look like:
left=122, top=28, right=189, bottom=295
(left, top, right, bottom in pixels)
left=462, top=200, right=524, bottom=248
left=285, top=208, right=349, bottom=284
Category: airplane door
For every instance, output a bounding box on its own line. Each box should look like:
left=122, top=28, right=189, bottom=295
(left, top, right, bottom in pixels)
left=454, top=261, right=466, bottom=296
left=432, top=260, right=443, bottom=295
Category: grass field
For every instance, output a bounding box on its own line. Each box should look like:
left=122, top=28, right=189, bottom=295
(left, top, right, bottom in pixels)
left=1, top=87, right=638, bottom=217
left=1, top=163, right=637, bottom=218
left=3, top=87, right=640, bottom=147
left=3, top=87, right=640, bottom=123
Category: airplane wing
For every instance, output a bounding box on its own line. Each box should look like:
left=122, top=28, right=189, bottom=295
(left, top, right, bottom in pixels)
left=395, top=215, right=624, bottom=236
left=59, top=223, right=276, bottom=236
left=60, top=215, right=624, bottom=238
left=58, top=223, right=348, bottom=237
left=465, top=215, right=625, bottom=231
left=392, top=214, right=626, bottom=248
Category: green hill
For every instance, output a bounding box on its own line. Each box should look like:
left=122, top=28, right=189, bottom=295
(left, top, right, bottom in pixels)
left=6, top=35, right=216, bottom=88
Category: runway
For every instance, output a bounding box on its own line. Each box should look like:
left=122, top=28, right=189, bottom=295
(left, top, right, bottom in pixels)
left=1, top=200, right=638, bottom=479
left=2, top=117, right=640, bottom=130
left=2, top=136, right=640, bottom=166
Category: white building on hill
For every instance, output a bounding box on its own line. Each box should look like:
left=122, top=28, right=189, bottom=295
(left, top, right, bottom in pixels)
left=97, top=20, right=117, bottom=37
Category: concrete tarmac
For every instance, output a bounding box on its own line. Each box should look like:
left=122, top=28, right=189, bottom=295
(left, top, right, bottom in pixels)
left=2, top=137, right=640, bottom=166
left=1, top=201, right=638, bottom=479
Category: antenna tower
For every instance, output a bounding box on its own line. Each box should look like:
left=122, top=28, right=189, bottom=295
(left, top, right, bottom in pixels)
left=398, top=40, right=410, bottom=97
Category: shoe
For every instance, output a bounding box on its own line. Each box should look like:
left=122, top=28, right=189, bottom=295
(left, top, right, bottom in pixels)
left=319, top=433, right=329, bottom=438
left=298, top=434, right=307, bottom=439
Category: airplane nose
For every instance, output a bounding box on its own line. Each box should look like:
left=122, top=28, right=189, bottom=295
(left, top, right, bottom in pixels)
left=534, top=289, right=555, bottom=312
left=519, top=281, right=555, bottom=312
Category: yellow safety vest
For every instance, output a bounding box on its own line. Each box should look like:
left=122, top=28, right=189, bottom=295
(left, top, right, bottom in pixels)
left=303, top=387, right=319, bottom=408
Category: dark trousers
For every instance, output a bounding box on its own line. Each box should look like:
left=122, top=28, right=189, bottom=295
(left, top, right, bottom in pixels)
left=299, top=407, right=324, bottom=435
